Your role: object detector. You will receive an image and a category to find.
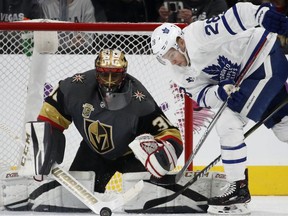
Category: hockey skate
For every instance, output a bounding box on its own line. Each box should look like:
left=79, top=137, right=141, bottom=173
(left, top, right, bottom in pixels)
left=207, top=179, right=251, bottom=215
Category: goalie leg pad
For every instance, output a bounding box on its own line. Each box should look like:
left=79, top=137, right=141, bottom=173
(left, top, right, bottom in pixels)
left=1, top=171, right=95, bottom=212
left=122, top=171, right=230, bottom=213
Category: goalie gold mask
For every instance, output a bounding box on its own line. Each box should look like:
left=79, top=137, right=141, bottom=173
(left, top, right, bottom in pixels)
left=95, top=49, right=132, bottom=110
left=95, top=49, right=128, bottom=93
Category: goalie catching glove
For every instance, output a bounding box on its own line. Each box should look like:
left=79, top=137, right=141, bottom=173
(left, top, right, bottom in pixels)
left=129, top=134, right=177, bottom=178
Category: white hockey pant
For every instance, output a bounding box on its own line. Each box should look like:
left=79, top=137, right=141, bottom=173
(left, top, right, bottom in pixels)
left=272, top=115, right=288, bottom=143
left=216, top=108, right=249, bottom=182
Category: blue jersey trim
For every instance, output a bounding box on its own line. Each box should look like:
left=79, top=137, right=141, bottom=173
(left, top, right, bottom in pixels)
left=221, top=143, right=246, bottom=150
left=222, top=157, right=247, bottom=164
left=233, top=5, right=246, bottom=31
left=197, top=84, right=213, bottom=107
left=222, top=15, right=236, bottom=35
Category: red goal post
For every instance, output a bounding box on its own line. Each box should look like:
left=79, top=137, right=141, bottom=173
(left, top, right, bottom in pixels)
left=0, top=21, right=193, bottom=182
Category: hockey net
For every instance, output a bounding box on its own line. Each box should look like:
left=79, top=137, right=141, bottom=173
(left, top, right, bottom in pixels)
left=0, top=21, right=192, bottom=192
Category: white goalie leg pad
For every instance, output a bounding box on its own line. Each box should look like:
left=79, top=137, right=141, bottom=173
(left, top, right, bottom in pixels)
left=0, top=170, right=29, bottom=211
left=122, top=171, right=229, bottom=213
left=0, top=170, right=95, bottom=212
left=129, top=134, right=177, bottom=178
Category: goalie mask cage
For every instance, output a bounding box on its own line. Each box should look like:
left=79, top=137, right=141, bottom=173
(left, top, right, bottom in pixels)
left=0, top=21, right=192, bottom=191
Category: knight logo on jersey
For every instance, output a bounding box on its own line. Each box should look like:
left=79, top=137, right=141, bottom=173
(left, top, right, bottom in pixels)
left=84, top=119, right=114, bottom=154
left=82, top=103, right=95, bottom=118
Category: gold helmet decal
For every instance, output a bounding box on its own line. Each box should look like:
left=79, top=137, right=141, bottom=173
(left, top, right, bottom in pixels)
left=95, top=49, right=128, bottom=92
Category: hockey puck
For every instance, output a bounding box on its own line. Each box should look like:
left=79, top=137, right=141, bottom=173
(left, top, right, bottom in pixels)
left=100, top=207, right=112, bottom=216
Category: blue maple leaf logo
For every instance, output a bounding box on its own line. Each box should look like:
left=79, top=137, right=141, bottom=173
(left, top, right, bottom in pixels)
left=162, top=27, right=170, bottom=34
left=203, top=56, right=240, bottom=81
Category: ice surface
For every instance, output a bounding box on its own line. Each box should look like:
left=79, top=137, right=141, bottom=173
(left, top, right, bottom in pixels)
left=1, top=196, right=287, bottom=215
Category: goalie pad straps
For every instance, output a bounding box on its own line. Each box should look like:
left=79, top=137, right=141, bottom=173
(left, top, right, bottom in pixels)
left=129, top=134, right=177, bottom=178
left=25, top=121, right=66, bottom=175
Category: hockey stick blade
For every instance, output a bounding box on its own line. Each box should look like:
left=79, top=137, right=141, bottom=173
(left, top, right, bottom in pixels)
left=144, top=155, right=221, bottom=211
left=144, top=95, right=288, bottom=210
left=51, top=166, right=144, bottom=215
left=150, top=174, right=178, bottom=185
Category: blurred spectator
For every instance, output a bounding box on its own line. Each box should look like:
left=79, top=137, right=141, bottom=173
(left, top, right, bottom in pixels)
left=41, top=0, right=103, bottom=22
left=41, top=0, right=106, bottom=52
left=225, top=0, right=238, bottom=8
left=91, top=0, right=108, bottom=22
left=0, top=0, right=43, bottom=55
left=96, top=0, right=159, bottom=22
left=158, top=0, right=228, bottom=23
left=0, top=0, right=43, bottom=22
left=236, top=0, right=262, bottom=5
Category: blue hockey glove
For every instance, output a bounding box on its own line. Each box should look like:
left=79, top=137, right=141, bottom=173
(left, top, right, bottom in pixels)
left=255, top=3, right=288, bottom=35
left=217, top=79, right=236, bottom=101
left=227, top=91, right=246, bottom=113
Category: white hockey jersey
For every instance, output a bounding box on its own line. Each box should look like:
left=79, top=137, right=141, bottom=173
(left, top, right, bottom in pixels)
left=169, top=2, right=277, bottom=109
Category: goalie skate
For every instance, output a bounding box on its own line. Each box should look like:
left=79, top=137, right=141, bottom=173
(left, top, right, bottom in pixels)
left=208, top=203, right=250, bottom=215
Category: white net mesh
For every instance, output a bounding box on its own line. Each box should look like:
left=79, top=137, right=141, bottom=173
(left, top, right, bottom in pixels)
left=0, top=22, right=189, bottom=190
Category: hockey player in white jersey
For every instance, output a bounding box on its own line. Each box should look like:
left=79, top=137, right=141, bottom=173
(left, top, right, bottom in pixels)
left=151, top=2, right=288, bottom=215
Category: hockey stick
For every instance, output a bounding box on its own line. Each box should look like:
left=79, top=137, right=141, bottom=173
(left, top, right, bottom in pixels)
left=150, top=36, right=269, bottom=186
left=0, top=124, right=144, bottom=216
left=144, top=95, right=288, bottom=210
left=51, top=166, right=144, bottom=216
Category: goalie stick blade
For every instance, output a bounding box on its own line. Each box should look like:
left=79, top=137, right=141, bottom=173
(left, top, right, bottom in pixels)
left=121, top=179, right=144, bottom=204
left=143, top=155, right=221, bottom=211
left=51, top=166, right=144, bottom=214
left=90, top=179, right=144, bottom=214
left=149, top=174, right=177, bottom=185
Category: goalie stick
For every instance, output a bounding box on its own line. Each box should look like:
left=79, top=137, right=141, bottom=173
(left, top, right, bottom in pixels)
left=0, top=124, right=144, bottom=216
left=51, top=166, right=144, bottom=216
left=150, top=34, right=270, bottom=186
left=144, top=95, right=288, bottom=211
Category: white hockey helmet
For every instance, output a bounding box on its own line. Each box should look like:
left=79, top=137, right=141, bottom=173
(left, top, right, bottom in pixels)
left=151, top=23, right=183, bottom=61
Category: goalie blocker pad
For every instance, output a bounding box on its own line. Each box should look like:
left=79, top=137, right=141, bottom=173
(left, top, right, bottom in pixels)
left=122, top=171, right=229, bottom=214
left=23, top=121, right=65, bottom=176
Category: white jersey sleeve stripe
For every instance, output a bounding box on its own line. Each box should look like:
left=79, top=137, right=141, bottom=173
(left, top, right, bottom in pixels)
left=232, top=5, right=246, bottom=31
left=222, top=15, right=237, bottom=35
